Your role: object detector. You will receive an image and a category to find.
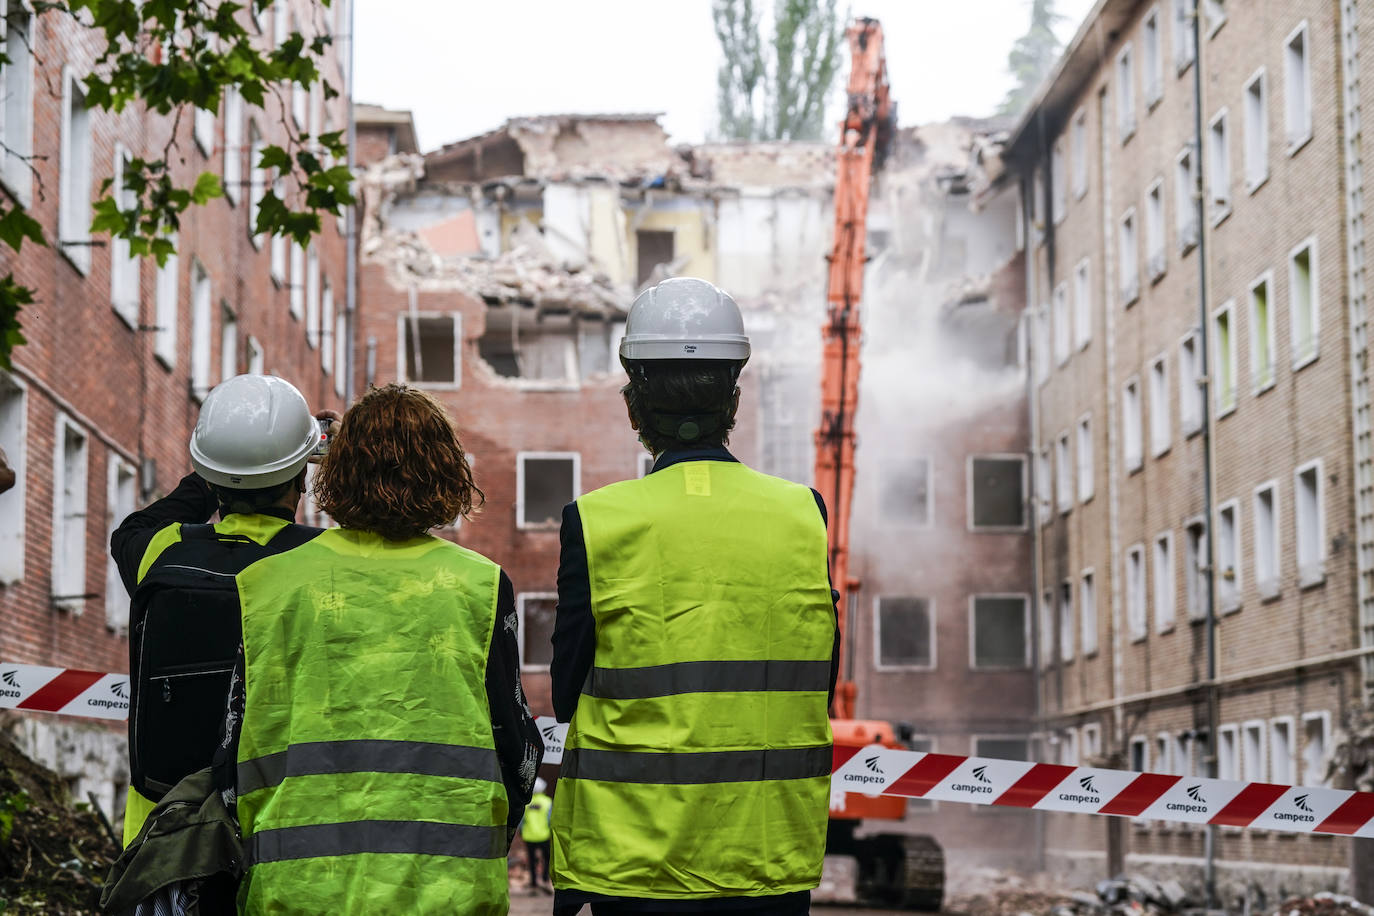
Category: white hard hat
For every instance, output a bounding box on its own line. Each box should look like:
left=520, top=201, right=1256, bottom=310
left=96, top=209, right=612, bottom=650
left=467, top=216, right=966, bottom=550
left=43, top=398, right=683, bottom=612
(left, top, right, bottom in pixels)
left=534, top=777, right=547, bottom=794
left=189, top=375, right=319, bottom=488
left=620, top=277, right=750, bottom=364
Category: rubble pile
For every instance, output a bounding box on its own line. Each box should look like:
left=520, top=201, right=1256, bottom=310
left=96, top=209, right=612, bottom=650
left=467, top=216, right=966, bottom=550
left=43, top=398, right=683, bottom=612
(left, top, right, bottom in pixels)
left=1271, top=894, right=1374, bottom=916
left=947, top=875, right=1193, bottom=916
left=360, top=156, right=631, bottom=316
left=1327, top=704, right=1374, bottom=792
left=0, top=731, right=117, bottom=914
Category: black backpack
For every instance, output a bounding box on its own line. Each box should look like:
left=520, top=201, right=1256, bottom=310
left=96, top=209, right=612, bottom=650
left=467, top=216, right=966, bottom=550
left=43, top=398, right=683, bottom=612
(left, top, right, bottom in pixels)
left=128, top=522, right=321, bottom=801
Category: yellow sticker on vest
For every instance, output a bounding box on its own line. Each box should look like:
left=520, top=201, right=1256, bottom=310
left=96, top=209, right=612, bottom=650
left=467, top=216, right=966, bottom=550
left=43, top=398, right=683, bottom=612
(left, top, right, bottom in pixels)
left=682, top=463, right=712, bottom=496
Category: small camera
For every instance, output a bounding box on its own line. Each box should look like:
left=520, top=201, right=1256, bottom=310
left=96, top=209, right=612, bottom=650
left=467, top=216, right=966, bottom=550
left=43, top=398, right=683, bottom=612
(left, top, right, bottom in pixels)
left=313, top=418, right=332, bottom=457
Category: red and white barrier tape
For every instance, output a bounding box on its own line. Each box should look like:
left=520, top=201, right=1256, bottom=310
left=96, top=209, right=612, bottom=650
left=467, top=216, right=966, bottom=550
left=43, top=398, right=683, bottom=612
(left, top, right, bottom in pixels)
left=8, top=673, right=1368, bottom=837
left=0, top=662, right=129, bottom=722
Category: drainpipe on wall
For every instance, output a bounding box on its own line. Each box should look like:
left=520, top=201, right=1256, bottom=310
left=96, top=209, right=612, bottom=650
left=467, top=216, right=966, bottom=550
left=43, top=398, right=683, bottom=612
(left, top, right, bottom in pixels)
left=1188, top=2, right=1221, bottom=907
left=1022, top=168, right=1048, bottom=876
left=343, top=0, right=358, bottom=405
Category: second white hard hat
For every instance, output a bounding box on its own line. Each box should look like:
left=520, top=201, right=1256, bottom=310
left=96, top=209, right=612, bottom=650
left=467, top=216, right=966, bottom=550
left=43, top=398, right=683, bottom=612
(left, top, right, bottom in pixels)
left=189, top=375, right=320, bottom=488
left=620, top=277, right=750, bottom=364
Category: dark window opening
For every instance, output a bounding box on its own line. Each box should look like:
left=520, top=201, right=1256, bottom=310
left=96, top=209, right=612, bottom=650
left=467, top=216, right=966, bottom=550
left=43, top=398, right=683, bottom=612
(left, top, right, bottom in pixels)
left=521, top=596, right=556, bottom=667
left=881, top=459, right=931, bottom=524
left=636, top=230, right=675, bottom=287
left=976, top=737, right=1029, bottom=761
left=403, top=316, right=456, bottom=383
left=521, top=457, right=575, bottom=527
left=972, top=596, right=1027, bottom=668
left=971, top=457, right=1025, bottom=529
left=876, top=596, right=932, bottom=667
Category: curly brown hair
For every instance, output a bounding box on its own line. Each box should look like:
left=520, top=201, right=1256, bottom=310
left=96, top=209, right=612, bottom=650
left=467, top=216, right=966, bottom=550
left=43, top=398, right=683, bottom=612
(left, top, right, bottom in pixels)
left=314, top=384, right=483, bottom=540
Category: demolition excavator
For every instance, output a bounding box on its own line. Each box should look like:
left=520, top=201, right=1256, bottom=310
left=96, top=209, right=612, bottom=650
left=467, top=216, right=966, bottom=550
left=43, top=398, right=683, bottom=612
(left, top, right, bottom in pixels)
left=815, top=18, right=946, bottom=910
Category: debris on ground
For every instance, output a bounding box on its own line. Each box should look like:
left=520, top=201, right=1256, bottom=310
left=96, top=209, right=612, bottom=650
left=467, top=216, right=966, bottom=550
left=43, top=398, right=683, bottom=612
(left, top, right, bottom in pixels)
left=0, top=730, right=118, bottom=914
left=1271, top=894, right=1374, bottom=916
left=945, top=873, right=1195, bottom=915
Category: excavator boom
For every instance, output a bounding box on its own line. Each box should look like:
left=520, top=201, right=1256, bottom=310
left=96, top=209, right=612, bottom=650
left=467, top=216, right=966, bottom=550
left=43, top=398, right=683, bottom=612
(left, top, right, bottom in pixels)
left=815, top=18, right=892, bottom=720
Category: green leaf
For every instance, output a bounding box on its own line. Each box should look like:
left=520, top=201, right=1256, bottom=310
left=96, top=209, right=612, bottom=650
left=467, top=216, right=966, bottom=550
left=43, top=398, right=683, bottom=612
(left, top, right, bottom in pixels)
left=0, top=206, right=47, bottom=253
left=89, top=196, right=128, bottom=236
left=257, top=145, right=291, bottom=172
left=191, top=171, right=224, bottom=205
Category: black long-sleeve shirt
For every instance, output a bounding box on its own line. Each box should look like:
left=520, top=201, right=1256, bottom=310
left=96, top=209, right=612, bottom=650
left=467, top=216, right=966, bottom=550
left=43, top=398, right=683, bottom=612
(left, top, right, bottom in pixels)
left=549, top=448, right=839, bottom=913
left=112, top=474, right=542, bottom=840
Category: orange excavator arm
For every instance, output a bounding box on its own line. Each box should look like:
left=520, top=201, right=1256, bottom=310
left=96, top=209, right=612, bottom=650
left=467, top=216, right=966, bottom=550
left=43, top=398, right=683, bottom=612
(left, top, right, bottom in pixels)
left=815, top=18, right=891, bottom=720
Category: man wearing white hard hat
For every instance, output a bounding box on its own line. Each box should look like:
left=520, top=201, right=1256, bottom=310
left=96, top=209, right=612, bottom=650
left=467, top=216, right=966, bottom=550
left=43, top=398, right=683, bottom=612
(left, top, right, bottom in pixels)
left=549, top=278, right=839, bottom=915
left=110, top=374, right=332, bottom=853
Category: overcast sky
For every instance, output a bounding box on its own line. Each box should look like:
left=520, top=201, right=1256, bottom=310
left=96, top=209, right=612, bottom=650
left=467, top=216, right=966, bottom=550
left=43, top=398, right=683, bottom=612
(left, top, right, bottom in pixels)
left=354, top=0, right=1098, bottom=153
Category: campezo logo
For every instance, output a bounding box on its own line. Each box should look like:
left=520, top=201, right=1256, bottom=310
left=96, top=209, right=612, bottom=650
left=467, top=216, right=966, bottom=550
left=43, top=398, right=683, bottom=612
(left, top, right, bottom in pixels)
left=972, top=765, right=991, bottom=784
left=1080, top=775, right=1098, bottom=794
left=0, top=669, right=20, bottom=699
left=1, top=670, right=18, bottom=688
left=110, top=681, right=129, bottom=700
left=950, top=765, right=995, bottom=795
left=1187, top=785, right=1206, bottom=803
left=864, top=756, right=884, bottom=774
left=1294, top=794, right=1313, bottom=813
left=1165, top=784, right=1210, bottom=815
left=1275, top=793, right=1318, bottom=823
left=541, top=724, right=560, bottom=741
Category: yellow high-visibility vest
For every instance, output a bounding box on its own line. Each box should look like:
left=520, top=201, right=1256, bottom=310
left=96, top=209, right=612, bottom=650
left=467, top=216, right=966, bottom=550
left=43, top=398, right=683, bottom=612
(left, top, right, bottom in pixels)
left=235, top=529, right=509, bottom=914
left=552, top=460, right=834, bottom=900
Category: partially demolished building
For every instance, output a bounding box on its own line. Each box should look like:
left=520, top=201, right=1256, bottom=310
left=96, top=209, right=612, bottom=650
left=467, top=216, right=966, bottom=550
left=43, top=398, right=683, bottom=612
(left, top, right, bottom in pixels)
left=353, top=111, right=836, bottom=711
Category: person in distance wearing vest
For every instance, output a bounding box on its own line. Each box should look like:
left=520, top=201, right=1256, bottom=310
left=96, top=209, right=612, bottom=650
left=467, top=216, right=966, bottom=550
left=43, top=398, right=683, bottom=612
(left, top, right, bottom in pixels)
left=222, top=383, right=543, bottom=914
left=549, top=277, right=840, bottom=916
left=522, top=777, right=554, bottom=893
left=111, top=374, right=332, bottom=853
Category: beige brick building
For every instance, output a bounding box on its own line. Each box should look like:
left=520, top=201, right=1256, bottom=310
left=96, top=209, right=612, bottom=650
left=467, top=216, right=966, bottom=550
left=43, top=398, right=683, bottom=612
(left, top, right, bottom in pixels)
left=1007, top=0, right=1374, bottom=901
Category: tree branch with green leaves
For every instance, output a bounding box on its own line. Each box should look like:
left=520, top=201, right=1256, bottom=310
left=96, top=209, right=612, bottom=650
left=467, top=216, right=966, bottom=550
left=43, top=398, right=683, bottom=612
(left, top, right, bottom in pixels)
left=0, top=0, right=356, bottom=369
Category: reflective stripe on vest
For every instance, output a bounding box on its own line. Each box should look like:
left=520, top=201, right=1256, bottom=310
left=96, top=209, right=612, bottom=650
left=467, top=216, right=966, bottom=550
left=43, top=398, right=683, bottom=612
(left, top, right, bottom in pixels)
left=235, top=529, right=509, bottom=914
left=553, top=460, right=834, bottom=900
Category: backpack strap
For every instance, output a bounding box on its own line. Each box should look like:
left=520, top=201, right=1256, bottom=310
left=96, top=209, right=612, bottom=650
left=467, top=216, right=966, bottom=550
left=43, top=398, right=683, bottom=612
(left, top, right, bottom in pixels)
left=267, top=522, right=323, bottom=552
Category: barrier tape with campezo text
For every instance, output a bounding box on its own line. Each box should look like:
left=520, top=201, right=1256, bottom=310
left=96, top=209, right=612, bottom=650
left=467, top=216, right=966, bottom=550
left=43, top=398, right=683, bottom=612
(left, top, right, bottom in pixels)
left=6, top=663, right=1372, bottom=837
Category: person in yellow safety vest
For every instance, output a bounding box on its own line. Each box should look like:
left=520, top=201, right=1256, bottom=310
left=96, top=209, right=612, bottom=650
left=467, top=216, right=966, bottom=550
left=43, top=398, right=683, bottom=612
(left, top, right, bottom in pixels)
left=521, top=777, right=554, bottom=892
left=549, top=277, right=841, bottom=916
left=221, top=384, right=543, bottom=914
left=110, top=375, right=333, bottom=856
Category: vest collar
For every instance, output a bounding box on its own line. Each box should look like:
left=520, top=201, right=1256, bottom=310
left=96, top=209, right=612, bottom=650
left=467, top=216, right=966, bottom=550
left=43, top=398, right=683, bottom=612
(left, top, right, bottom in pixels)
left=650, top=447, right=739, bottom=475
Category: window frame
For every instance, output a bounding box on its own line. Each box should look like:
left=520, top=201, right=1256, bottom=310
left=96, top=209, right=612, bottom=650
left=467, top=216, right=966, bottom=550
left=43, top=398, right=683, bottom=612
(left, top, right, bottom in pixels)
left=1270, top=716, right=1297, bottom=787
left=50, top=411, right=89, bottom=613
left=0, top=0, right=36, bottom=206
left=1285, top=20, right=1313, bottom=154
left=1216, top=498, right=1242, bottom=612
left=516, top=591, right=558, bottom=673
left=968, top=593, right=1030, bottom=671
left=1174, top=145, right=1199, bottom=254
left=1076, top=412, right=1094, bottom=503
left=1145, top=178, right=1166, bottom=282
left=1125, top=542, right=1147, bottom=642
left=1184, top=515, right=1209, bottom=622
left=1142, top=7, right=1163, bottom=108
left=1243, top=68, right=1269, bottom=193
left=1080, top=568, right=1098, bottom=656
left=189, top=259, right=213, bottom=403
left=1073, top=257, right=1092, bottom=350
left=1249, top=270, right=1277, bottom=393
left=966, top=453, right=1028, bottom=533
left=1289, top=236, right=1320, bottom=370
left=1055, top=430, right=1072, bottom=515
left=58, top=65, right=92, bottom=274
left=396, top=311, right=463, bottom=390
left=153, top=236, right=179, bottom=370
left=1294, top=458, right=1326, bottom=587
left=1301, top=710, right=1331, bottom=786
left=881, top=456, right=934, bottom=528
left=1242, top=719, right=1267, bottom=783
left=1253, top=479, right=1281, bottom=599
left=874, top=595, right=937, bottom=672
left=1208, top=108, right=1232, bottom=224
left=1071, top=109, right=1088, bottom=199
left=1213, top=300, right=1238, bottom=417
left=0, top=370, right=27, bottom=584
left=109, top=143, right=141, bottom=329
left=1052, top=282, right=1070, bottom=366
left=515, top=450, right=581, bottom=531
left=1153, top=530, right=1176, bottom=633
left=1123, top=375, right=1144, bottom=473
left=1173, top=0, right=1196, bottom=73
left=1149, top=354, right=1171, bottom=457
left=1119, top=207, right=1140, bottom=306
left=1179, top=331, right=1203, bottom=435
left=104, top=455, right=137, bottom=632
left=1117, top=42, right=1137, bottom=143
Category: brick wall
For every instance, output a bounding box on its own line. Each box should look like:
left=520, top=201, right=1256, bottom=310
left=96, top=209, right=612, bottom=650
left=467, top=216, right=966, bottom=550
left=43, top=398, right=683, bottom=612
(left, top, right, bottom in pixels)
left=0, top=0, right=350, bottom=817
